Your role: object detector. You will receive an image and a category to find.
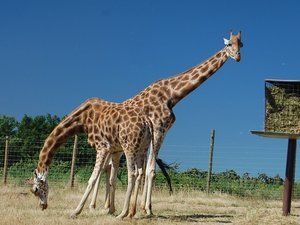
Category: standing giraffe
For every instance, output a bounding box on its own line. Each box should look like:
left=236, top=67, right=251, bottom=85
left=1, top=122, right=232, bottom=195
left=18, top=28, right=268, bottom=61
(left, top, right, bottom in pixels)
left=91, top=31, right=243, bottom=216
left=31, top=98, right=155, bottom=219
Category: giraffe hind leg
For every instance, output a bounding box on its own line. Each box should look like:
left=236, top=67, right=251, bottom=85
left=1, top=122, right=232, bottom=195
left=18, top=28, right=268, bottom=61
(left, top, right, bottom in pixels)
left=104, top=164, right=111, bottom=209
left=144, top=149, right=156, bottom=216
left=141, top=148, right=152, bottom=214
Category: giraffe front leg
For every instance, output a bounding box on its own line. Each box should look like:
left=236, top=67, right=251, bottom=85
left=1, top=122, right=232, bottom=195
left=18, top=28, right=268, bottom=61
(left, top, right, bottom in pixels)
left=127, top=158, right=144, bottom=218
left=70, top=169, right=101, bottom=218
left=70, top=151, right=108, bottom=218
left=116, top=156, right=136, bottom=219
left=106, top=152, right=122, bottom=215
left=89, top=167, right=105, bottom=210
left=89, top=153, right=111, bottom=210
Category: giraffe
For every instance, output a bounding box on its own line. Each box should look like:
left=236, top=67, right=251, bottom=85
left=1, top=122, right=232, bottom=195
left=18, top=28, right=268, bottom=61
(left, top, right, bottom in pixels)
left=90, top=31, right=243, bottom=216
left=31, top=98, right=155, bottom=219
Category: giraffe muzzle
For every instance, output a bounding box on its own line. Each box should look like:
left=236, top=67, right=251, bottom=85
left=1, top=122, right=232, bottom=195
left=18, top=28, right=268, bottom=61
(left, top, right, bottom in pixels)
left=30, top=187, right=38, bottom=196
left=235, top=53, right=241, bottom=62
left=40, top=203, right=48, bottom=210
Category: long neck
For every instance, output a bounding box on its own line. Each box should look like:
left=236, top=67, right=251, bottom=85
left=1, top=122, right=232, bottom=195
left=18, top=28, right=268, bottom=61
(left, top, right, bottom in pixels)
left=167, top=47, right=228, bottom=107
left=37, top=124, right=79, bottom=172
left=36, top=102, right=91, bottom=172
left=125, top=47, right=229, bottom=108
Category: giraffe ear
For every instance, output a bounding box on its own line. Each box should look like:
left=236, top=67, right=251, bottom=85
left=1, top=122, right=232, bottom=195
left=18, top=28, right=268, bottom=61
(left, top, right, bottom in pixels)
left=237, top=31, right=242, bottom=39
left=223, top=38, right=230, bottom=45
left=42, top=169, right=48, bottom=180
left=33, top=169, right=38, bottom=178
left=25, top=178, right=34, bottom=186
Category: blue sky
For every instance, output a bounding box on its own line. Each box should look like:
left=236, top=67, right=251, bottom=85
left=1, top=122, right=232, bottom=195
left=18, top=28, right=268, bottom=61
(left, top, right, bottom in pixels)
left=0, top=0, right=299, bottom=178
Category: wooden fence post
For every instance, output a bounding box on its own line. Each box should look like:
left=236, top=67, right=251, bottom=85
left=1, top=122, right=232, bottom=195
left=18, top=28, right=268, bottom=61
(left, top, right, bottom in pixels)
left=3, top=136, right=9, bottom=185
left=207, top=129, right=215, bottom=194
left=70, top=135, right=78, bottom=188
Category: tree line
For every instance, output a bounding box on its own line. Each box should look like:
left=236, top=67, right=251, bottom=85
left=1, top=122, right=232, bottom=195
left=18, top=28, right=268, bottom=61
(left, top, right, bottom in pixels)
left=0, top=114, right=95, bottom=166
left=1, top=114, right=297, bottom=199
left=0, top=114, right=288, bottom=186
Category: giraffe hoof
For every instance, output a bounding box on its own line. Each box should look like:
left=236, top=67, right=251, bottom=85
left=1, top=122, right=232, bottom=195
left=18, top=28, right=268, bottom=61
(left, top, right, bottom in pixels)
left=89, top=205, right=96, bottom=211
left=141, top=208, right=147, bottom=215
left=145, top=209, right=153, bottom=217
left=127, top=209, right=136, bottom=218
left=70, top=213, right=77, bottom=219
left=104, top=208, right=115, bottom=215
left=116, top=212, right=127, bottom=220
left=116, top=215, right=123, bottom=220
left=109, top=209, right=115, bottom=215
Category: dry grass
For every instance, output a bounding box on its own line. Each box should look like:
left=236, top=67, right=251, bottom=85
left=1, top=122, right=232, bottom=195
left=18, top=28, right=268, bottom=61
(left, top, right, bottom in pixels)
left=0, top=185, right=299, bottom=225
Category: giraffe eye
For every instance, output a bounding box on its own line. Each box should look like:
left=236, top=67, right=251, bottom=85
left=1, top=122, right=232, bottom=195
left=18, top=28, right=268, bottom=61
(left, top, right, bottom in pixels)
left=227, top=43, right=232, bottom=46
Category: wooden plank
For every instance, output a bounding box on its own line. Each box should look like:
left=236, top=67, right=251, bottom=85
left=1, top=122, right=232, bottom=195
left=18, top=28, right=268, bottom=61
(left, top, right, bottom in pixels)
left=251, top=130, right=300, bottom=139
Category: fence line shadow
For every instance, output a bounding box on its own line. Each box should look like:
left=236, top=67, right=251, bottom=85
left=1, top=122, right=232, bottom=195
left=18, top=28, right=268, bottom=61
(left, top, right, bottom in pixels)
left=141, top=213, right=233, bottom=223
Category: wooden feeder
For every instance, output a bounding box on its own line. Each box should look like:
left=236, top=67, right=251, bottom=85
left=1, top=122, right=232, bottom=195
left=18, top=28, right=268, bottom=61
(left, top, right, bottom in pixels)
left=251, top=79, right=300, bottom=216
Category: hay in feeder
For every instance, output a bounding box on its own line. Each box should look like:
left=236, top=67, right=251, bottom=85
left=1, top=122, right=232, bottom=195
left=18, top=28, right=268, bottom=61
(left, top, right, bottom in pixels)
left=265, top=85, right=300, bottom=134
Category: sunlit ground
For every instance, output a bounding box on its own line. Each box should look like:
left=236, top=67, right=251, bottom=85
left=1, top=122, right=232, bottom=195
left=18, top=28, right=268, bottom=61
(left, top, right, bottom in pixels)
left=0, top=185, right=299, bottom=225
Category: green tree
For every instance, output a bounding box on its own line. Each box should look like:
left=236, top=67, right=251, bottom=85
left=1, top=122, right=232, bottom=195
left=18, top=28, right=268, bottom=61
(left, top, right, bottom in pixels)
left=17, top=114, right=60, bottom=141
left=13, top=114, right=61, bottom=163
left=0, top=115, right=18, bottom=138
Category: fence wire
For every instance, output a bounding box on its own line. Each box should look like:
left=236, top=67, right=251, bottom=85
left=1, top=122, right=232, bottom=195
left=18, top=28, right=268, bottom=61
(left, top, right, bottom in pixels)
left=0, top=137, right=299, bottom=200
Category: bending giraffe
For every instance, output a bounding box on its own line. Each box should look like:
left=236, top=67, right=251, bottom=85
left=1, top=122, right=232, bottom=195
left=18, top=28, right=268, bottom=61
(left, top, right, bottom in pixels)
left=91, top=31, right=243, bottom=215
left=30, top=98, right=155, bottom=219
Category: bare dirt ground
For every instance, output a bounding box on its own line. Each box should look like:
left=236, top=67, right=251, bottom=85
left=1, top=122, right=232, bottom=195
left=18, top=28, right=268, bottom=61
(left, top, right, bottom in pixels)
left=0, top=185, right=299, bottom=225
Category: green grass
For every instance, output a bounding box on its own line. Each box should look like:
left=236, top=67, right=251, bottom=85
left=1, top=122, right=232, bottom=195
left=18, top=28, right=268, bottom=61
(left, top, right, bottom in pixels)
left=2, top=160, right=299, bottom=200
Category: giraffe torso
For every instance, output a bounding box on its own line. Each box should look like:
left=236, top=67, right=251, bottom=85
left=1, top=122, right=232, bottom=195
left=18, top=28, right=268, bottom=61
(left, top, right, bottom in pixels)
left=83, top=99, right=152, bottom=154
left=37, top=98, right=153, bottom=171
left=123, top=80, right=176, bottom=141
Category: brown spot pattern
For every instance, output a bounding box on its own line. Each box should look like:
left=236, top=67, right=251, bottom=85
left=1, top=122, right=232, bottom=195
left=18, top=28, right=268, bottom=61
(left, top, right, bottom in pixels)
left=200, top=65, right=209, bottom=73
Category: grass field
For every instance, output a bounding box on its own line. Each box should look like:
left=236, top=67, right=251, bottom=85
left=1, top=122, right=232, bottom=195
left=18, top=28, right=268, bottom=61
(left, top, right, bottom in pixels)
left=0, top=185, right=299, bottom=225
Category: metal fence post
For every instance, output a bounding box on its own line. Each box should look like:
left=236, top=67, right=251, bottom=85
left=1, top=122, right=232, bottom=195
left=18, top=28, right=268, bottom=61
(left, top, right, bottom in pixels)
left=70, top=135, right=78, bottom=188
left=3, top=136, right=9, bottom=185
left=282, top=138, right=297, bottom=216
left=207, top=129, right=215, bottom=194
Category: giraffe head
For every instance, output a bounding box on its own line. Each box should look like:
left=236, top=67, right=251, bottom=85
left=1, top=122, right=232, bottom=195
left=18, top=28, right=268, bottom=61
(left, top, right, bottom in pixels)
left=223, top=31, right=243, bottom=62
left=31, top=168, right=49, bottom=210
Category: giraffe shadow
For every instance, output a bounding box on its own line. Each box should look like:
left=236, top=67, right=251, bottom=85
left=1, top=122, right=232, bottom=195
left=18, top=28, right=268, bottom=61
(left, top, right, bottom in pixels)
left=142, top=213, right=233, bottom=223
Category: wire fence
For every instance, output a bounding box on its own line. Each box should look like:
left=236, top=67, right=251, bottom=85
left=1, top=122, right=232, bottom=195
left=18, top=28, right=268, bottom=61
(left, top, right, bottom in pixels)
left=0, top=136, right=299, bottom=201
